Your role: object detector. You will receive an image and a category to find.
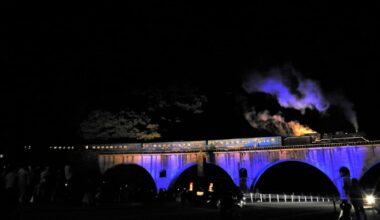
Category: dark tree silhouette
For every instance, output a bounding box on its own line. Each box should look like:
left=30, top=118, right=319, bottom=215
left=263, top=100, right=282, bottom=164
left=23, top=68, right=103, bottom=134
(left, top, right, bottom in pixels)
left=80, top=86, right=207, bottom=141
left=80, top=110, right=160, bottom=141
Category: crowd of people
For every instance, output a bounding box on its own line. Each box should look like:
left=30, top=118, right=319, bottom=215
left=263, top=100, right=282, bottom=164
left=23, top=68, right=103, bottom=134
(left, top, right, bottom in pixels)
left=0, top=163, right=191, bottom=208
left=0, top=163, right=90, bottom=207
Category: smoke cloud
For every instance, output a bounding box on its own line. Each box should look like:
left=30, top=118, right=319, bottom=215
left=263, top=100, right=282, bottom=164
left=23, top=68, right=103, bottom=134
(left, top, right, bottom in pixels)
left=329, top=93, right=359, bottom=132
left=242, top=65, right=358, bottom=131
left=244, top=108, right=315, bottom=136
left=243, top=67, right=329, bottom=113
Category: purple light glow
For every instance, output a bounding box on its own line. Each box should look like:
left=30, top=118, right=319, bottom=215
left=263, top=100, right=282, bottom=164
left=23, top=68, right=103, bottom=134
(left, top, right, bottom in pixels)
left=214, top=146, right=370, bottom=199
left=98, top=144, right=379, bottom=199
left=243, top=65, right=360, bottom=131
left=98, top=153, right=199, bottom=190
left=167, top=162, right=197, bottom=188
left=244, top=74, right=329, bottom=113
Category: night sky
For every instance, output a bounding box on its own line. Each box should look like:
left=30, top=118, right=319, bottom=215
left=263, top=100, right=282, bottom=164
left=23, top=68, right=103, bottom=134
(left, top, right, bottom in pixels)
left=3, top=2, right=380, bottom=149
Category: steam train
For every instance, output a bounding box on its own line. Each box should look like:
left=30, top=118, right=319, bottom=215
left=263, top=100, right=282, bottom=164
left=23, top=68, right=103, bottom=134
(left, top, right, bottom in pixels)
left=282, top=132, right=368, bottom=146
left=47, top=132, right=369, bottom=153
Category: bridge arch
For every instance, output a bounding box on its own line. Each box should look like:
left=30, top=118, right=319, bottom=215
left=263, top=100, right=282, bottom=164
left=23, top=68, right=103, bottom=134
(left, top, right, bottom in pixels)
left=360, top=160, right=380, bottom=179
left=251, top=160, right=339, bottom=196
left=169, top=163, right=236, bottom=193
left=102, top=163, right=157, bottom=202
left=168, top=162, right=197, bottom=189
left=360, top=160, right=380, bottom=190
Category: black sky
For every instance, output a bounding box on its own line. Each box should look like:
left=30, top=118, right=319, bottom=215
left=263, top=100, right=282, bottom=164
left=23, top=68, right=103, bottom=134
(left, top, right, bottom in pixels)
left=2, top=2, right=380, bottom=148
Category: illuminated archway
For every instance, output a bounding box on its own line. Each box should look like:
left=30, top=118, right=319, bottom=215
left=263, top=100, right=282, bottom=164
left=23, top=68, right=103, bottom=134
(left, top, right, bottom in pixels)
left=168, top=162, right=197, bottom=190
left=169, top=163, right=237, bottom=193
left=252, top=160, right=339, bottom=196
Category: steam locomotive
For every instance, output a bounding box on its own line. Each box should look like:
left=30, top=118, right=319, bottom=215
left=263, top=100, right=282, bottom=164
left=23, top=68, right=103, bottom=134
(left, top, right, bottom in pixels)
left=282, top=131, right=368, bottom=146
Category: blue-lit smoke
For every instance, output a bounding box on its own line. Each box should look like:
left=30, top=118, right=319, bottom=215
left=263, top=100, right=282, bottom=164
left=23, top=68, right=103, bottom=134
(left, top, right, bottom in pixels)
left=243, top=66, right=358, bottom=132
left=243, top=69, right=329, bottom=113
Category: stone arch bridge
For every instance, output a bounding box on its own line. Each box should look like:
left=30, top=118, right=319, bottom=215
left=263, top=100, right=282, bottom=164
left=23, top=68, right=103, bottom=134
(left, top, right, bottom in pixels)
left=50, top=136, right=380, bottom=197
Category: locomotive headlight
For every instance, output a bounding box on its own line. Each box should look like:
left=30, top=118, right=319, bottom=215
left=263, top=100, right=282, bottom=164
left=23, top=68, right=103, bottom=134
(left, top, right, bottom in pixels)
left=366, top=195, right=375, bottom=205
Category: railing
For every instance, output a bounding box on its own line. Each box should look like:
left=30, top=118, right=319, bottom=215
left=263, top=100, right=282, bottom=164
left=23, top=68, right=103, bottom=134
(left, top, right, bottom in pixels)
left=243, top=193, right=336, bottom=203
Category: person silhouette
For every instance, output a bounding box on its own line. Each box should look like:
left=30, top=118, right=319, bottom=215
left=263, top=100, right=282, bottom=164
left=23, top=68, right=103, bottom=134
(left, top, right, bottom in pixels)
left=349, top=178, right=367, bottom=220
left=219, top=191, right=241, bottom=220
left=339, top=200, right=352, bottom=220
left=338, top=167, right=352, bottom=220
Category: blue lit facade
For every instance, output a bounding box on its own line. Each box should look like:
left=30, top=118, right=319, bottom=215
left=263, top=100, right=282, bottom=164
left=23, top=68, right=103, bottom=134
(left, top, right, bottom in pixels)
left=95, top=137, right=380, bottom=199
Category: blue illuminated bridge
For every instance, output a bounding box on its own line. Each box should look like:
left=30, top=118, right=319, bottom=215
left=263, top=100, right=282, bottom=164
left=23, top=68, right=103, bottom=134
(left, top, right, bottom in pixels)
left=47, top=136, right=380, bottom=198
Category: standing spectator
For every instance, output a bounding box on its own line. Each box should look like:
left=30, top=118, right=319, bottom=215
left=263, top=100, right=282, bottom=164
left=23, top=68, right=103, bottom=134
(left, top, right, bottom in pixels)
left=39, top=166, right=52, bottom=203
left=26, top=165, right=35, bottom=203
left=3, top=164, right=18, bottom=218
left=219, top=191, right=241, bottom=220
left=349, top=178, right=367, bottom=220
left=30, top=165, right=41, bottom=203
left=82, top=177, right=95, bottom=206
left=338, top=167, right=352, bottom=220
left=17, top=165, right=30, bottom=204
left=4, top=165, right=18, bottom=204
left=64, top=164, right=73, bottom=182
left=51, top=168, right=66, bottom=203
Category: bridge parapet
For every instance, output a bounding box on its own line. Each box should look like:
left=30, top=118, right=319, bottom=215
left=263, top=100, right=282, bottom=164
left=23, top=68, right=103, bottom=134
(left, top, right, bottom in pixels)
left=49, top=140, right=380, bottom=153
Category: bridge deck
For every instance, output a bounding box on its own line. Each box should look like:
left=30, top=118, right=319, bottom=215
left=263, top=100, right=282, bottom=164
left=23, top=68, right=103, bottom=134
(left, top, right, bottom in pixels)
left=48, top=140, right=380, bottom=154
